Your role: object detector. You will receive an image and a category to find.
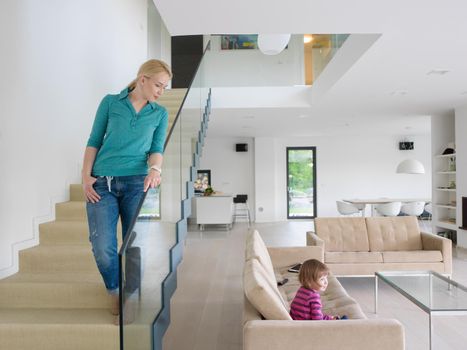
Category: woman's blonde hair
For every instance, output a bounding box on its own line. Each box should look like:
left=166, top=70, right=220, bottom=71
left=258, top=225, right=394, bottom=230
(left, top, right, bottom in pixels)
left=298, top=259, right=329, bottom=290
left=128, top=59, right=173, bottom=90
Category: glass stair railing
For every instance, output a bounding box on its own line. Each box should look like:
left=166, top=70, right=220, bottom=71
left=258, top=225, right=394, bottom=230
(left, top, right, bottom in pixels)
left=118, top=41, right=212, bottom=350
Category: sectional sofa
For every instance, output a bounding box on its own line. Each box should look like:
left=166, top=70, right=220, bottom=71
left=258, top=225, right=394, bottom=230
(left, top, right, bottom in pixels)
left=243, top=230, right=405, bottom=350
left=306, top=216, right=452, bottom=276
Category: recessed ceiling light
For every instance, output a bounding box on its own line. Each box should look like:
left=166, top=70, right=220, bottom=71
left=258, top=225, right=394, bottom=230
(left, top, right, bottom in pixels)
left=427, top=69, right=450, bottom=75
left=390, top=90, right=408, bottom=96
left=298, top=114, right=310, bottom=119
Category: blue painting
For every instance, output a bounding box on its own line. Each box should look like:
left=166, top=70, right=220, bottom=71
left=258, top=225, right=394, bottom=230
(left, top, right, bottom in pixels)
left=221, top=35, right=258, bottom=50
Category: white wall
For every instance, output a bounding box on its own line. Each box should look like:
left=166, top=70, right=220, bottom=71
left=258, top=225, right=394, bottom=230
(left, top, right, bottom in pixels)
left=254, top=133, right=432, bottom=221
left=455, top=106, right=467, bottom=247
left=0, top=0, right=150, bottom=276
left=199, top=137, right=255, bottom=220
left=204, top=35, right=304, bottom=87
left=148, top=0, right=172, bottom=71
left=198, top=131, right=432, bottom=223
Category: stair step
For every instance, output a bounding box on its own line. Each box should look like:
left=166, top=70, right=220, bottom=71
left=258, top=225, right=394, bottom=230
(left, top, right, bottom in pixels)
left=40, top=221, right=89, bottom=245
left=55, top=201, right=86, bottom=221
left=0, top=272, right=110, bottom=309
left=70, top=184, right=85, bottom=201
left=19, top=245, right=97, bottom=273
left=0, top=308, right=120, bottom=350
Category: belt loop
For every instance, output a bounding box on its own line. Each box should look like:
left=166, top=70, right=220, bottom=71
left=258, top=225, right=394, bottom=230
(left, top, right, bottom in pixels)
left=105, top=176, right=114, bottom=192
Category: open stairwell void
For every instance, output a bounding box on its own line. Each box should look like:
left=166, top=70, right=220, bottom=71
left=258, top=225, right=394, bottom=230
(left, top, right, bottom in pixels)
left=0, top=88, right=190, bottom=350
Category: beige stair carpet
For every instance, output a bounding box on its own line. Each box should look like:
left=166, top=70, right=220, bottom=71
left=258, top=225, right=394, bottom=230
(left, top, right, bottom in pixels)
left=0, top=89, right=186, bottom=350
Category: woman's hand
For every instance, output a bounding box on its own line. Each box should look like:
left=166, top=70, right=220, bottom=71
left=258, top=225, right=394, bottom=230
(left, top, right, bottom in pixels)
left=82, top=174, right=101, bottom=203
left=144, top=169, right=161, bottom=192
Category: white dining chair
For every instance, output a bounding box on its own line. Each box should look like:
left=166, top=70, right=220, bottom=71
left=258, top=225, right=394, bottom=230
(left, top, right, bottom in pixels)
left=374, top=201, right=402, bottom=217
left=423, top=203, right=432, bottom=220
left=336, top=201, right=362, bottom=216
left=400, top=201, right=426, bottom=217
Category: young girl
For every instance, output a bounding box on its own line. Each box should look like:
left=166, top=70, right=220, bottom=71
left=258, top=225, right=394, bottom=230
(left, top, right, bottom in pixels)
left=290, top=259, right=344, bottom=320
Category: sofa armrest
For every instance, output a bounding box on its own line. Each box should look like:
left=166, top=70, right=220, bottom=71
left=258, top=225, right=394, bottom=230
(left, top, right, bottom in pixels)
left=267, top=246, right=324, bottom=268
left=421, top=232, right=452, bottom=275
left=306, top=231, right=325, bottom=248
left=244, top=319, right=404, bottom=350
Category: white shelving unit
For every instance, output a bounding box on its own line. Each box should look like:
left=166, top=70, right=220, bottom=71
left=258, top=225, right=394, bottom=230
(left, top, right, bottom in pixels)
left=434, top=153, right=457, bottom=234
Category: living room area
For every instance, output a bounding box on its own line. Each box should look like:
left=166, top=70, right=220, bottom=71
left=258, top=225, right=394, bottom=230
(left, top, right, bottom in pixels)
left=164, top=220, right=467, bottom=350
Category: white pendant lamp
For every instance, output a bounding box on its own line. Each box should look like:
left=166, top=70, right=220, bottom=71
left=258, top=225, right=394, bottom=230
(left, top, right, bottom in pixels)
left=396, top=159, right=425, bottom=174
left=258, top=34, right=291, bottom=55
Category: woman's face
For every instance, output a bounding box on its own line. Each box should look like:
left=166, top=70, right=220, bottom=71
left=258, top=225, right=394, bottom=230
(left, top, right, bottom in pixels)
left=310, top=273, right=328, bottom=292
left=140, top=72, right=170, bottom=102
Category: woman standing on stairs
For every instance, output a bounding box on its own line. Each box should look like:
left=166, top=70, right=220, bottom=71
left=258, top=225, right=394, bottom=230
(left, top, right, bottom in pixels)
left=81, top=59, right=172, bottom=316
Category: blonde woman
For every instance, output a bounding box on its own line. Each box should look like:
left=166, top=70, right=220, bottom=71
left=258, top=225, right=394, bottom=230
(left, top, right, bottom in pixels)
left=82, top=59, right=172, bottom=315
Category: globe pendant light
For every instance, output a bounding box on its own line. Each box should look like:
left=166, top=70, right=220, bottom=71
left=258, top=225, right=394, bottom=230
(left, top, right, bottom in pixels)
left=258, top=34, right=291, bottom=55
left=396, top=159, right=425, bottom=174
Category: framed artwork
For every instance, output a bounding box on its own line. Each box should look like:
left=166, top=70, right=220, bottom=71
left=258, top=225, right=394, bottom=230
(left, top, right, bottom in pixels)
left=221, top=35, right=258, bottom=50
left=194, top=170, right=211, bottom=193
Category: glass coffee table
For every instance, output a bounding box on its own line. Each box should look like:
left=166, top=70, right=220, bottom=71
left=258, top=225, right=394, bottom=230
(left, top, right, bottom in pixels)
left=375, top=271, right=467, bottom=350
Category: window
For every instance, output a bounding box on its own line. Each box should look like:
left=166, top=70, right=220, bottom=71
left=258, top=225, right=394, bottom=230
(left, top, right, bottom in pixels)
left=287, top=147, right=317, bottom=219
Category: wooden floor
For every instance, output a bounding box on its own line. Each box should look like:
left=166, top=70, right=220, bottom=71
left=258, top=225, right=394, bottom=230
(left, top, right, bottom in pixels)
left=163, top=220, right=467, bottom=350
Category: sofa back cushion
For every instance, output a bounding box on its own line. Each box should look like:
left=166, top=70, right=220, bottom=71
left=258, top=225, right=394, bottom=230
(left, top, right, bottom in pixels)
left=314, top=217, right=369, bottom=252
left=245, top=230, right=277, bottom=287
left=243, top=259, right=291, bottom=320
left=366, top=216, right=422, bottom=251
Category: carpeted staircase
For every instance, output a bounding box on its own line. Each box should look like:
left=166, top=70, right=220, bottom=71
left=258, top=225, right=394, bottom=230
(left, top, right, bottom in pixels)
left=0, top=89, right=186, bottom=350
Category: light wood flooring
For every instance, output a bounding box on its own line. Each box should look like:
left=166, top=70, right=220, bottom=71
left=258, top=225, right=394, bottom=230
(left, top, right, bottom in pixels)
left=163, top=221, right=467, bottom=350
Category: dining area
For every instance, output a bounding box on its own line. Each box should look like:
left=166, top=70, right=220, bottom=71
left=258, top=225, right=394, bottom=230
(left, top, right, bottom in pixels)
left=337, top=198, right=431, bottom=218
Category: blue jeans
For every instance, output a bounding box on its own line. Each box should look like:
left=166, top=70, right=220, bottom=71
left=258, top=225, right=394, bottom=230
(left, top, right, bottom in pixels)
left=86, top=175, right=145, bottom=294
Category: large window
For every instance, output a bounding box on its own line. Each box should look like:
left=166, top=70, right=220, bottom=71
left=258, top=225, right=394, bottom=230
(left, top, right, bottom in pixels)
left=287, top=147, right=317, bottom=219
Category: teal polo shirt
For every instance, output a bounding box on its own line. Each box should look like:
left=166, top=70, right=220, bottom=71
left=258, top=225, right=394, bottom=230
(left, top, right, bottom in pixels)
left=87, top=88, right=168, bottom=176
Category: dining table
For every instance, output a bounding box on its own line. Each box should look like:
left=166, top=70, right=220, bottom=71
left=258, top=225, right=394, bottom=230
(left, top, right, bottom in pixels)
left=342, top=198, right=431, bottom=217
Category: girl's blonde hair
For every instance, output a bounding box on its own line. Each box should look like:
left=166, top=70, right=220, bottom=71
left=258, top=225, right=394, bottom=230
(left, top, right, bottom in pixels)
left=298, top=259, right=329, bottom=290
left=128, top=59, right=173, bottom=90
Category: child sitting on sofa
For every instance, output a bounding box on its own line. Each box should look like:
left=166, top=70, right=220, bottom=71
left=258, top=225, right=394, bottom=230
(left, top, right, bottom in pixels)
left=290, top=259, right=346, bottom=320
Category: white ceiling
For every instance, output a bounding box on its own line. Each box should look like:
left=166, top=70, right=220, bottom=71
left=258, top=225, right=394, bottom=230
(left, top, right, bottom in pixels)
left=155, top=0, right=467, bottom=137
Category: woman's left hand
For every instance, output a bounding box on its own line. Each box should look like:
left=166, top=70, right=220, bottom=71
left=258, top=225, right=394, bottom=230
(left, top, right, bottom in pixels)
left=144, top=170, right=161, bottom=192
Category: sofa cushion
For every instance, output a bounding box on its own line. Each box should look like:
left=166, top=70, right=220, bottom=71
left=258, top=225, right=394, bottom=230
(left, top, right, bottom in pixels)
left=366, top=216, right=422, bottom=251
left=325, top=251, right=383, bottom=264
left=245, top=230, right=277, bottom=287
left=315, top=217, right=369, bottom=252
left=243, top=259, right=291, bottom=320
left=382, top=250, right=443, bottom=263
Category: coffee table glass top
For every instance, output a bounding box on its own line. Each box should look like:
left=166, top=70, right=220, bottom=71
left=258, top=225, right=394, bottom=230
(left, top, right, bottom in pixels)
left=376, top=271, right=467, bottom=313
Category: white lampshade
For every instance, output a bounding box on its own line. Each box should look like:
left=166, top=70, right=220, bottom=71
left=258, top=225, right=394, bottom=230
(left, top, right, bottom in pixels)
left=258, top=34, right=291, bottom=55
left=396, top=159, right=425, bottom=174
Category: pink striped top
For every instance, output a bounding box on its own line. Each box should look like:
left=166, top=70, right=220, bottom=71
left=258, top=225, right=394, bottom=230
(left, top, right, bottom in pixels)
left=290, top=286, right=333, bottom=320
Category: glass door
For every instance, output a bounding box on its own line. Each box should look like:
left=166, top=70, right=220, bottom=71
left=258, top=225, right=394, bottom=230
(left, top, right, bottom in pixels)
left=287, top=147, right=317, bottom=219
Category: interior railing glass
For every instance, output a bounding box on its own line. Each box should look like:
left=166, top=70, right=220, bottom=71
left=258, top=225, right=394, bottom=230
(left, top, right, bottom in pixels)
left=118, top=41, right=212, bottom=350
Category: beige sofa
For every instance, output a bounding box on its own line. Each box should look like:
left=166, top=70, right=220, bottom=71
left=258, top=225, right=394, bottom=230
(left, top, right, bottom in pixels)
left=307, top=216, right=452, bottom=276
left=243, top=230, right=405, bottom=350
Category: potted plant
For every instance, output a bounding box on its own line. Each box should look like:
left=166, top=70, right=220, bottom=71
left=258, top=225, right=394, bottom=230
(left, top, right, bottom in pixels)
left=204, top=186, right=214, bottom=196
